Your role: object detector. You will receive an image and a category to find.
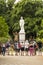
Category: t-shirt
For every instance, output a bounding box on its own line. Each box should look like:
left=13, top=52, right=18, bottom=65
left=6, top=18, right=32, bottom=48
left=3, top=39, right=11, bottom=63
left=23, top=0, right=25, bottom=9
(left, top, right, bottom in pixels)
left=25, top=42, right=29, bottom=48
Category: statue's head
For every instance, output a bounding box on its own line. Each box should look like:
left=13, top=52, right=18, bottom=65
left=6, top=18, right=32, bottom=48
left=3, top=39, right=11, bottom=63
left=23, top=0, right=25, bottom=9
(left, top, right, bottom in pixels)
left=21, top=16, right=23, bottom=20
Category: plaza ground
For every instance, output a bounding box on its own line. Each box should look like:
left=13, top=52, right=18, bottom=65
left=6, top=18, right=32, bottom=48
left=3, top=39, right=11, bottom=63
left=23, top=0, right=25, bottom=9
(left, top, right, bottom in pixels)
left=0, top=56, right=43, bottom=65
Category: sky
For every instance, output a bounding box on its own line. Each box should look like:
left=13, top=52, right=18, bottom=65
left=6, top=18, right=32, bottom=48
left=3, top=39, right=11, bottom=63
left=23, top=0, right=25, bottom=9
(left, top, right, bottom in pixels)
left=14, top=0, right=21, bottom=4
left=6, top=0, right=21, bottom=4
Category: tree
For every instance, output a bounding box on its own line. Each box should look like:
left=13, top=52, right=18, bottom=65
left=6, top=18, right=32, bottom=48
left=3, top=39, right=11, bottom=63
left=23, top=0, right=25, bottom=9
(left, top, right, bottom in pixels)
left=0, top=0, right=43, bottom=40
left=11, top=0, right=43, bottom=39
left=0, top=0, right=7, bottom=16
left=0, top=16, right=9, bottom=43
left=0, top=0, right=15, bottom=38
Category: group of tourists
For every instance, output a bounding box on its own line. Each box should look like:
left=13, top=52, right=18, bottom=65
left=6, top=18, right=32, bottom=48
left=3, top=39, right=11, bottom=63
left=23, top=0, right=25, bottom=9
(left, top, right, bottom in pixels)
left=0, top=39, right=42, bottom=56
left=14, top=40, right=42, bottom=56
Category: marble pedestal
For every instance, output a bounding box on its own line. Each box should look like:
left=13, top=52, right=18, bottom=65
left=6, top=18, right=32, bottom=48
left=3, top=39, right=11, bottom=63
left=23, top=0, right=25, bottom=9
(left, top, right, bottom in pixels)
left=19, top=31, right=25, bottom=43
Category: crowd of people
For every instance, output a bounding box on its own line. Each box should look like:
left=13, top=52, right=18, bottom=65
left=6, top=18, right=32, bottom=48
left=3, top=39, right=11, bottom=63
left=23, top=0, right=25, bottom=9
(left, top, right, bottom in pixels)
left=0, top=39, right=43, bottom=56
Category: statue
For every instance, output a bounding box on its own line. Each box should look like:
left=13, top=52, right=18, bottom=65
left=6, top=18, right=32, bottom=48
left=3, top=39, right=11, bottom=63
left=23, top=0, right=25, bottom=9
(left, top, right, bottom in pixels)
left=19, top=16, right=25, bottom=43
left=20, top=17, right=25, bottom=32
left=13, top=32, right=18, bottom=42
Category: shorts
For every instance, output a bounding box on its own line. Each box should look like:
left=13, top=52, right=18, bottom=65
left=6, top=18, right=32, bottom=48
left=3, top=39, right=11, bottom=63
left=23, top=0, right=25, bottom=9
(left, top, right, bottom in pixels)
left=15, top=48, right=20, bottom=52
left=21, top=47, right=24, bottom=51
left=25, top=48, right=28, bottom=51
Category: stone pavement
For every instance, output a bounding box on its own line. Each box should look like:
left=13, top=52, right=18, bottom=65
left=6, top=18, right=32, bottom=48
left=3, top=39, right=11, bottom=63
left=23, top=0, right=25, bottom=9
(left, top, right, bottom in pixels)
left=0, top=56, right=43, bottom=65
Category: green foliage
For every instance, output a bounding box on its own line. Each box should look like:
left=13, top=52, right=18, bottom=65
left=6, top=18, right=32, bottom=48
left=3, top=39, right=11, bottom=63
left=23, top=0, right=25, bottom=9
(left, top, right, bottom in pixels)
left=0, top=0, right=6, bottom=16
left=7, top=0, right=15, bottom=10
left=38, top=30, right=43, bottom=38
left=11, top=0, right=43, bottom=39
left=0, top=16, right=9, bottom=43
left=41, top=19, right=43, bottom=28
left=0, top=0, right=43, bottom=40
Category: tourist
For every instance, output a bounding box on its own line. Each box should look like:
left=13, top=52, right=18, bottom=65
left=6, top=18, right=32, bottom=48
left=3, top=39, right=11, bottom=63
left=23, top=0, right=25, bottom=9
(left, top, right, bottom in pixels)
left=24, top=40, right=29, bottom=56
left=29, top=41, right=34, bottom=56
left=2, top=44, right=6, bottom=56
left=32, top=40, right=37, bottom=55
left=18, top=42, right=21, bottom=55
left=14, top=41, right=19, bottom=56
left=20, top=42, right=24, bottom=56
left=5, top=41, right=10, bottom=55
left=16, top=42, right=20, bottom=55
left=37, top=41, right=42, bottom=56
left=8, top=44, right=14, bottom=56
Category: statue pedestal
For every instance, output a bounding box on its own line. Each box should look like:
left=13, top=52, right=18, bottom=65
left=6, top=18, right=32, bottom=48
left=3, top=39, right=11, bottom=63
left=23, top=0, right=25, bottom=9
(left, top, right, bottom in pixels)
left=19, top=31, right=25, bottom=43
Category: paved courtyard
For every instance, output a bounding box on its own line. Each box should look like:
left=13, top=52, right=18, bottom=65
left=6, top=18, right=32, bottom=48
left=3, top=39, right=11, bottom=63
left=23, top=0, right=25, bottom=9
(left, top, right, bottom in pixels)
left=0, top=56, right=43, bottom=65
